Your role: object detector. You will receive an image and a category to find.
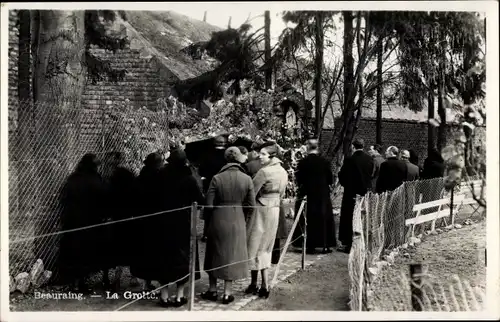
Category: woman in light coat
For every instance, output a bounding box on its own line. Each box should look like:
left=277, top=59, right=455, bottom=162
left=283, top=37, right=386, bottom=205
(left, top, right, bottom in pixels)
left=245, top=142, right=289, bottom=298
left=201, top=147, right=256, bottom=305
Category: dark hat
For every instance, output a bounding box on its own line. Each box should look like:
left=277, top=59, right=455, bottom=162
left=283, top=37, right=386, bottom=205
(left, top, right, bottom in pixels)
left=144, top=152, right=163, bottom=167
left=168, top=148, right=187, bottom=165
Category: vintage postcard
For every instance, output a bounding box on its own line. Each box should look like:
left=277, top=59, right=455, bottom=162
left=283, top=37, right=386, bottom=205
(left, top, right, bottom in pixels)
left=1, top=1, right=498, bottom=321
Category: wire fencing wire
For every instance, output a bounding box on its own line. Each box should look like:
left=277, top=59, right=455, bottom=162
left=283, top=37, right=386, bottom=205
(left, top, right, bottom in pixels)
left=348, top=176, right=485, bottom=311
left=366, top=269, right=486, bottom=311
left=113, top=234, right=306, bottom=311
left=9, top=198, right=307, bottom=288
left=9, top=100, right=173, bottom=278
left=9, top=197, right=308, bottom=311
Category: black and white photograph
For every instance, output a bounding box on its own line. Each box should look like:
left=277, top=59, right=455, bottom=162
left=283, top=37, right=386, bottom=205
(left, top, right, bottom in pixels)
left=0, top=1, right=498, bottom=320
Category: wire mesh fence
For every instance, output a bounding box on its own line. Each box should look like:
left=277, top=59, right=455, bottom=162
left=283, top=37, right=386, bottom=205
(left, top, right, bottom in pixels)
left=8, top=100, right=174, bottom=279
left=9, top=198, right=309, bottom=311
left=366, top=267, right=486, bottom=311
left=348, top=176, right=486, bottom=311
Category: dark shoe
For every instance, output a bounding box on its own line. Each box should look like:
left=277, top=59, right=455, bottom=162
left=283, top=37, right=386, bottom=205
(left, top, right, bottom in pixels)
left=222, top=294, right=235, bottom=304
left=244, top=284, right=259, bottom=295
left=258, top=287, right=270, bottom=299
left=322, top=248, right=333, bottom=254
left=201, top=236, right=207, bottom=242
left=306, top=248, right=318, bottom=254
left=158, top=298, right=171, bottom=308
left=171, top=297, right=188, bottom=308
left=200, top=290, right=218, bottom=301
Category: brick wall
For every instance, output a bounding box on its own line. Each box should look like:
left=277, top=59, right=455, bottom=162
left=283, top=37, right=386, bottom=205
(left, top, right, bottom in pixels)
left=77, top=48, right=177, bottom=155
left=320, top=118, right=486, bottom=168
left=7, top=12, right=180, bottom=277
left=8, top=10, right=19, bottom=133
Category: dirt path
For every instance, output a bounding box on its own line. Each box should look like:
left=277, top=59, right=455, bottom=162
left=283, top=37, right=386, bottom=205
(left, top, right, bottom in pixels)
left=242, top=251, right=350, bottom=311
left=368, top=218, right=486, bottom=311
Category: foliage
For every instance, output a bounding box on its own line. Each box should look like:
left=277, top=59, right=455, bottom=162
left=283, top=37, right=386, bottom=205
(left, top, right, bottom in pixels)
left=186, top=81, right=305, bottom=149
left=439, top=62, right=485, bottom=209
left=178, top=22, right=266, bottom=103
left=394, top=12, right=485, bottom=110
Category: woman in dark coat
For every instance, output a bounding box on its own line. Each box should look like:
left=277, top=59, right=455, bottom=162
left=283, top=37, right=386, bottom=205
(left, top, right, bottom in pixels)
left=201, top=147, right=256, bottom=305
left=59, top=153, right=107, bottom=292
left=102, top=152, right=137, bottom=286
left=154, top=149, right=204, bottom=308
left=130, top=152, right=164, bottom=289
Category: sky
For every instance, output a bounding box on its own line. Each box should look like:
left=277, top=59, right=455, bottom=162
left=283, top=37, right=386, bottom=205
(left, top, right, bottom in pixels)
left=173, top=8, right=287, bottom=46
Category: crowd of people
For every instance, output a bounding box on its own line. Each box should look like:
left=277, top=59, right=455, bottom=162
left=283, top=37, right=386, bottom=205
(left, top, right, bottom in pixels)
left=57, top=133, right=445, bottom=308
left=337, top=139, right=446, bottom=253
left=59, top=136, right=296, bottom=307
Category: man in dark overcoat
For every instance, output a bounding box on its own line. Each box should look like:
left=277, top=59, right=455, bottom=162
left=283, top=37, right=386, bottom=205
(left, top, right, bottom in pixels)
left=400, top=150, right=420, bottom=182
left=292, top=138, right=336, bottom=254
left=368, top=144, right=386, bottom=192
left=376, top=146, right=408, bottom=193
left=338, top=138, right=375, bottom=253
left=376, top=145, right=409, bottom=249
left=198, top=135, right=228, bottom=241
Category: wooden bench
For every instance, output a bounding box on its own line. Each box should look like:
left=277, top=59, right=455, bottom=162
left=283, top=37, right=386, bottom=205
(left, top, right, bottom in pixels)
left=406, top=193, right=465, bottom=238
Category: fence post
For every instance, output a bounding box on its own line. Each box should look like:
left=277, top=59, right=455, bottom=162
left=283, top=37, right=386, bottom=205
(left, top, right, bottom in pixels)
left=271, top=197, right=306, bottom=288
left=188, top=202, right=198, bottom=311
left=449, top=185, right=455, bottom=226
left=301, top=205, right=307, bottom=270
left=410, top=263, right=424, bottom=311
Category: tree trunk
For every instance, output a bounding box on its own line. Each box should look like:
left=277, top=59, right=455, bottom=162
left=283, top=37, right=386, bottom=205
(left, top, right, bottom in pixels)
left=342, top=11, right=355, bottom=157
left=437, top=28, right=447, bottom=151
left=34, top=10, right=86, bottom=109
left=18, top=10, right=32, bottom=104
left=264, top=11, right=272, bottom=90
left=427, top=90, right=436, bottom=154
left=17, top=9, right=33, bottom=160
left=376, top=35, right=383, bottom=145
left=314, top=12, right=324, bottom=138
left=32, top=10, right=86, bottom=268
left=17, top=10, right=35, bottom=214
left=437, top=84, right=446, bottom=151
left=31, top=10, right=40, bottom=104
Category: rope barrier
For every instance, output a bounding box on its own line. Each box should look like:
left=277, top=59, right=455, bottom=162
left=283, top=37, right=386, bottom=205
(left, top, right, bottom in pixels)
left=114, top=234, right=306, bottom=311
left=9, top=206, right=192, bottom=243
left=10, top=197, right=307, bottom=244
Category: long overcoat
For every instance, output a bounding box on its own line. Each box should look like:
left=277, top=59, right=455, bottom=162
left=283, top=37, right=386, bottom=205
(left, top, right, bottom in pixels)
left=105, top=166, right=137, bottom=267
left=130, top=163, right=164, bottom=281
left=247, top=158, right=288, bottom=270
left=150, top=163, right=204, bottom=285
left=204, top=163, right=255, bottom=280
left=292, top=153, right=336, bottom=249
left=58, top=165, right=107, bottom=282
left=338, top=150, right=374, bottom=248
